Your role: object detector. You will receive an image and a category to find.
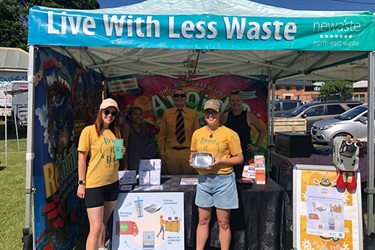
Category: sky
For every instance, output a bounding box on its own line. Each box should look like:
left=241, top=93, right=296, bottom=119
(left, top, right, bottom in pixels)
left=97, top=0, right=375, bottom=12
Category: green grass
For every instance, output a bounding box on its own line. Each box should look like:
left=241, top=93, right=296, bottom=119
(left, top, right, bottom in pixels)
left=0, top=124, right=27, bottom=250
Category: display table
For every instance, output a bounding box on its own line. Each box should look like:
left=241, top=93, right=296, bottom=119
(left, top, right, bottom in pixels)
left=129, top=175, right=292, bottom=250
left=270, top=150, right=374, bottom=192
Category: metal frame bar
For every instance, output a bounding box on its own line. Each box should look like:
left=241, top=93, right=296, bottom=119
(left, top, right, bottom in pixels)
left=366, top=52, right=375, bottom=235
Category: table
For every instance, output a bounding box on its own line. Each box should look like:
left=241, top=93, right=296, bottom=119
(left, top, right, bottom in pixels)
left=132, top=175, right=292, bottom=250
left=270, top=150, right=374, bottom=192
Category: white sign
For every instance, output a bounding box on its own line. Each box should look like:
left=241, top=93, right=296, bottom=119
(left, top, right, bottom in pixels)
left=112, top=192, right=185, bottom=250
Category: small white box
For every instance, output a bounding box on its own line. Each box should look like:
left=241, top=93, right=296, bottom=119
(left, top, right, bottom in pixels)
left=139, top=159, right=161, bottom=185
left=254, top=154, right=265, bottom=168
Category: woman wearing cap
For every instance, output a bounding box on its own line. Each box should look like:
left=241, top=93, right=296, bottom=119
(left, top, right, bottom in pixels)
left=77, top=98, right=126, bottom=250
left=190, top=99, right=243, bottom=250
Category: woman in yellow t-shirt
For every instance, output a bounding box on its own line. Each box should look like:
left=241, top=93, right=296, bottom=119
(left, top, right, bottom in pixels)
left=190, top=99, right=244, bottom=250
left=77, top=98, right=125, bottom=250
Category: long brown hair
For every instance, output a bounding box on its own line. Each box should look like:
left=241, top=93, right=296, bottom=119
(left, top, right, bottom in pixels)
left=94, top=109, right=121, bottom=138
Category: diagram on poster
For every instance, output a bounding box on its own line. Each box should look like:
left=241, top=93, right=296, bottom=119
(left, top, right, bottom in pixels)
left=112, top=192, right=184, bottom=250
left=306, top=186, right=344, bottom=238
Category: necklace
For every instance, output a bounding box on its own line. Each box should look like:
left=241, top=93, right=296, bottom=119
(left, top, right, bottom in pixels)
left=207, top=125, right=219, bottom=138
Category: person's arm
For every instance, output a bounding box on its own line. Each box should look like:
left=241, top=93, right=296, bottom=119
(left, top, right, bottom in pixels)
left=77, top=151, right=88, bottom=199
left=120, top=122, right=131, bottom=170
left=157, top=112, right=168, bottom=169
left=247, top=112, right=266, bottom=151
left=193, top=112, right=199, bottom=131
left=220, top=111, right=228, bottom=125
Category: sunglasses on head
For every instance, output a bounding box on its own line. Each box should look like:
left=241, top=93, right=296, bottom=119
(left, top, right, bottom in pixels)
left=173, top=94, right=186, bottom=98
left=103, top=109, right=117, bottom=116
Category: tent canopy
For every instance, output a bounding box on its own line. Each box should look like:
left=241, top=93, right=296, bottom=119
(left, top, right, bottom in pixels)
left=28, top=0, right=375, bottom=82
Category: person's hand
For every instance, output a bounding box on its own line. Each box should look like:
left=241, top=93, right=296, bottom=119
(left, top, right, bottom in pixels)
left=122, top=146, right=127, bottom=155
left=247, top=144, right=259, bottom=152
left=77, top=185, right=86, bottom=199
left=208, top=157, right=221, bottom=169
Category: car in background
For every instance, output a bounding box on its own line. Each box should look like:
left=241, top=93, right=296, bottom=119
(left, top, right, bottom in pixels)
left=311, top=104, right=372, bottom=144
left=272, top=99, right=304, bottom=117
left=285, top=100, right=362, bottom=133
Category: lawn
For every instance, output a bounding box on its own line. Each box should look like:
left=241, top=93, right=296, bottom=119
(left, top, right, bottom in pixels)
left=0, top=124, right=27, bottom=250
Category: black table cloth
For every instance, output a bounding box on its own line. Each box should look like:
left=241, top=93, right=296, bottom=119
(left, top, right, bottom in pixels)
left=128, top=175, right=292, bottom=250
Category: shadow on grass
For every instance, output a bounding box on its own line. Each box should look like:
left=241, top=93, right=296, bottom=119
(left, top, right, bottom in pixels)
left=0, top=123, right=27, bottom=140
left=0, top=166, right=5, bottom=171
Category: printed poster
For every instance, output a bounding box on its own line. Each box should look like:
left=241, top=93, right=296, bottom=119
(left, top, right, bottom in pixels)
left=112, top=192, right=185, bottom=250
left=306, top=186, right=345, bottom=238
left=293, top=165, right=363, bottom=250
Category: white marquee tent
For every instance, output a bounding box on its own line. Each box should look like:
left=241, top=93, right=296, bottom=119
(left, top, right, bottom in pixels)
left=25, top=0, right=375, bottom=248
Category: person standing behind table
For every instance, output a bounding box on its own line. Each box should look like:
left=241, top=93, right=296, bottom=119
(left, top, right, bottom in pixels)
left=190, top=99, right=244, bottom=250
left=77, top=98, right=126, bottom=250
left=120, top=106, right=149, bottom=171
left=158, top=89, right=199, bottom=175
left=220, top=90, right=266, bottom=179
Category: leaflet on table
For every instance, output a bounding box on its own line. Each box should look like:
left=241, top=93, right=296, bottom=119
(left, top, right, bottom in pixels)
left=139, top=159, right=161, bottom=185
left=180, top=177, right=198, bottom=185
left=134, top=185, right=164, bottom=191
left=118, top=170, right=137, bottom=185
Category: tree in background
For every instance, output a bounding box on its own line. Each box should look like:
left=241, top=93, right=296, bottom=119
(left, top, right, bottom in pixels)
left=319, top=80, right=354, bottom=101
left=0, top=0, right=100, bottom=51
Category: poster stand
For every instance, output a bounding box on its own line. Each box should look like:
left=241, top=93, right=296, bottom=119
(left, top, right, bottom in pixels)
left=293, top=164, right=363, bottom=249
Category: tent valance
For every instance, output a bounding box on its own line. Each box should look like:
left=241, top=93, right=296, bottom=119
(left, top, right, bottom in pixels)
left=28, top=0, right=375, bottom=51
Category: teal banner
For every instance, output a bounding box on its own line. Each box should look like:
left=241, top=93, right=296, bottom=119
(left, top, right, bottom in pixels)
left=28, top=6, right=375, bottom=51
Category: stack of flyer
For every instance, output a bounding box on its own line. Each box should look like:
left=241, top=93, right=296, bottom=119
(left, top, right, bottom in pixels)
left=118, top=170, right=137, bottom=191
left=254, top=154, right=266, bottom=185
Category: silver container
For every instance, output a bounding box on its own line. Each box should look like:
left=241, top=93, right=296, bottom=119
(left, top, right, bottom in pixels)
left=192, top=152, right=214, bottom=169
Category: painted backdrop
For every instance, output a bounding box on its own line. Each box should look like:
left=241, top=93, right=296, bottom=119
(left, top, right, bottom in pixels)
left=106, top=75, right=269, bottom=158
left=33, top=47, right=103, bottom=249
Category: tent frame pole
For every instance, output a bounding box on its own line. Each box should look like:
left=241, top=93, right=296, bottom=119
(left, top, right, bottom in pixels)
left=23, top=45, right=36, bottom=249
left=366, top=52, right=375, bottom=235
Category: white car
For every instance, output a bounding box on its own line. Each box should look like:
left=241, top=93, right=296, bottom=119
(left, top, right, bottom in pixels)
left=311, top=104, right=372, bottom=144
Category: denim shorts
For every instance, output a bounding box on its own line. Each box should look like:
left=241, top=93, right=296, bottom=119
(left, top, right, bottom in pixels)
left=195, top=172, right=239, bottom=209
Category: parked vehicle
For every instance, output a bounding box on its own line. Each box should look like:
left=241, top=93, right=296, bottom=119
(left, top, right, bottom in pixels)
left=285, top=100, right=361, bottom=133
left=311, top=104, right=373, bottom=144
left=272, top=99, right=304, bottom=117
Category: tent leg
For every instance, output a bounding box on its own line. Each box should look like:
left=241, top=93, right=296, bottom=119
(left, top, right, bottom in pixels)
left=365, top=52, right=375, bottom=235
left=23, top=45, right=36, bottom=249
left=22, top=228, right=33, bottom=250
left=13, top=109, right=20, bottom=151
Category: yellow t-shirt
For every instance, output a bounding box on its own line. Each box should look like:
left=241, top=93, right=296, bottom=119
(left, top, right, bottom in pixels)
left=191, top=125, right=242, bottom=175
left=78, top=125, right=119, bottom=188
